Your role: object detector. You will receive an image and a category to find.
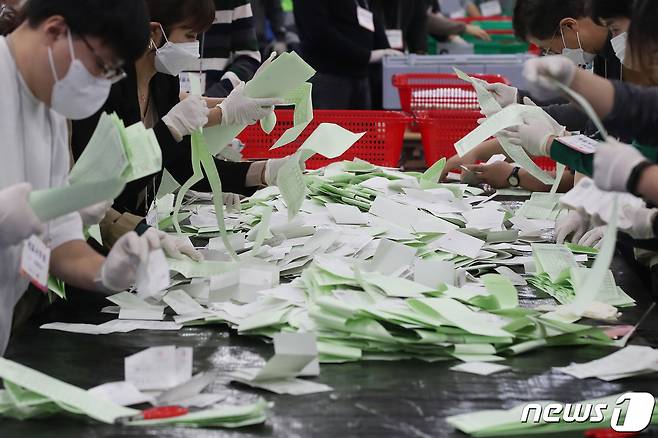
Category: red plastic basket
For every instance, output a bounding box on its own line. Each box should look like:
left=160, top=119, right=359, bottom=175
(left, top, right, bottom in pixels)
left=417, top=109, right=557, bottom=170
left=237, top=110, right=412, bottom=170
left=393, top=73, right=510, bottom=115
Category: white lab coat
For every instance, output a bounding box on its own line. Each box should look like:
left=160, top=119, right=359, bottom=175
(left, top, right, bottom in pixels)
left=0, top=37, right=83, bottom=354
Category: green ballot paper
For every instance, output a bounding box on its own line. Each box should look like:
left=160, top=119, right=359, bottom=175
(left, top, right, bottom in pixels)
left=29, top=177, right=125, bottom=222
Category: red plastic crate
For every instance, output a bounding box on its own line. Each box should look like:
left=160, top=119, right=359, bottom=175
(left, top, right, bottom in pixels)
left=393, top=73, right=510, bottom=115
left=416, top=109, right=556, bottom=170
left=237, top=110, right=412, bottom=170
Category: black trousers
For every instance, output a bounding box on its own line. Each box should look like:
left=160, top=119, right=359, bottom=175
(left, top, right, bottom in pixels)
left=310, top=72, right=372, bottom=110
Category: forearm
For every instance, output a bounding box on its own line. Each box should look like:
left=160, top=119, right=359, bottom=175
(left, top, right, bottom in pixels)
left=50, top=240, right=105, bottom=292
left=636, top=166, right=658, bottom=206
left=427, top=13, right=466, bottom=37
left=207, top=107, right=223, bottom=127
left=569, top=70, right=616, bottom=120
left=465, top=3, right=482, bottom=17
left=472, top=138, right=505, bottom=162
left=518, top=168, right=574, bottom=193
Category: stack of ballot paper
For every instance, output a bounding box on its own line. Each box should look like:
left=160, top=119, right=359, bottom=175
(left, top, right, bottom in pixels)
left=555, top=345, right=658, bottom=381
left=0, top=357, right=267, bottom=428
left=446, top=392, right=658, bottom=436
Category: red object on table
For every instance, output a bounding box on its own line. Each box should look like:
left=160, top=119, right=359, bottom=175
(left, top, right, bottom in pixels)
left=584, top=428, right=640, bottom=438
left=141, top=406, right=189, bottom=420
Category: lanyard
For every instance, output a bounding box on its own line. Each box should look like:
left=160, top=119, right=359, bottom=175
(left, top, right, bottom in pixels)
left=355, top=0, right=370, bottom=10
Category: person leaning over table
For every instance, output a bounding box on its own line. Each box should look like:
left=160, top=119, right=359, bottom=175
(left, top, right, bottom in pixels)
left=71, top=0, right=293, bottom=253
left=439, top=0, right=622, bottom=184
left=0, top=0, right=162, bottom=356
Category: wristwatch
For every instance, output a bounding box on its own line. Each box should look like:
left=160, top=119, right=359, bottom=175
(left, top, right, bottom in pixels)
left=507, top=166, right=521, bottom=188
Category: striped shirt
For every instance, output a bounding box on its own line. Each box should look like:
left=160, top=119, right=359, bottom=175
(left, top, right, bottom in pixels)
left=202, top=0, right=262, bottom=97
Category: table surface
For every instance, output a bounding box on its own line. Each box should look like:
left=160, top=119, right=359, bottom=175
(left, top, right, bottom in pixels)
left=3, top=254, right=658, bottom=438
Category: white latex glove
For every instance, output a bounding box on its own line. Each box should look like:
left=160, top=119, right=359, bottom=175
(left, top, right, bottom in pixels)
left=144, top=228, right=203, bottom=262
left=578, top=226, right=606, bottom=249
left=162, top=95, right=210, bottom=141
left=556, top=210, right=589, bottom=244
left=219, top=82, right=283, bottom=126
left=78, top=200, right=113, bottom=227
left=619, top=205, right=658, bottom=240
left=369, top=49, right=404, bottom=64
left=474, top=79, right=518, bottom=108
left=0, top=183, right=45, bottom=247
left=499, top=98, right=566, bottom=157
left=263, top=156, right=305, bottom=186
left=594, top=139, right=648, bottom=193
left=523, top=55, right=578, bottom=101
left=99, top=231, right=160, bottom=292
left=223, top=192, right=241, bottom=211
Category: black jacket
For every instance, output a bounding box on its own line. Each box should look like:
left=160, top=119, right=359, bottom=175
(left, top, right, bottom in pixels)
left=371, top=0, right=428, bottom=54
left=71, top=66, right=252, bottom=217
left=293, top=0, right=390, bottom=78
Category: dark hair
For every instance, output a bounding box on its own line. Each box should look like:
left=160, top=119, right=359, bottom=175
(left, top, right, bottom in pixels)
left=24, top=0, right=150, bottom=63
left=144, top=0, right=215, bottom=35
left=589, top=0, right=633, bottom=25
left=0, top=4, right=22, bottom=36
left=628, top=0, right=658, bottom=76
left=513, top=0, right=588, bottom=41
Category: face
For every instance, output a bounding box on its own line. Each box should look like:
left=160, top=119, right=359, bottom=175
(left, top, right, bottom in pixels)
left=41, top=16, right=122, bottom=101
left=600, top=17, right=631, bottom=37
left=529, top=18, right=584, bottom=56
left=150, top=22, right=199, bottom=46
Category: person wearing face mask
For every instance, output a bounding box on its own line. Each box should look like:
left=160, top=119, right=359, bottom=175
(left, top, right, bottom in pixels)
left=0, top=0, right=162, bottom=356
left=71, top=0, right=290, bottom=252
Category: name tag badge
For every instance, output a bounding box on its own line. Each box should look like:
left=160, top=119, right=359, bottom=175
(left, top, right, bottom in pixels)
left=439, top=0, right=466, bottom=18
left=556, top=134, right=598, bottom=155
left=356, top=6, right=375, bottom=32
left=386, top=29, right=404, bottom=50
left=480, top=0, right=502, bottom=17
left=20, top=235, right=51, bottom=292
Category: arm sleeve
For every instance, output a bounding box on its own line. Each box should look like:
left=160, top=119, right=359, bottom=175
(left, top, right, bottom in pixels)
left=543, top=103, right=591, bottom=133
left=293, top=0, right=372, bottom=67
left=373, top=6, right=391, bottom=50
left=427, top=13, right=466, bottom=37
left=603, top=81, right=658, bottom=146
left=406, top=0, right=429, bottom=53
left=265, top=0, right=287, bottom=40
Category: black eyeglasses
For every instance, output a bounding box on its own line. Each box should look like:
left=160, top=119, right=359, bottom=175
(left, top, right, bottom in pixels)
left=78, top=34, right=126, bottom=84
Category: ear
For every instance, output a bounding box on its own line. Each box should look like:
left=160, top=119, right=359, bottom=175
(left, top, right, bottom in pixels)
left=559, top=18, right=579, bottom=33
left=41, top=15, right=68, bottom=45
left=150, top=22, right=164, bottom=47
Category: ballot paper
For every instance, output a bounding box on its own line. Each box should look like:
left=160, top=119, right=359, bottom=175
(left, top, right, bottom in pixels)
left=435, top=230, right=485, bottom=259
left=135, top=249, right=170, bottom=300
left=555, top=345, right=658, bottom=381
left=87, top=381, right=154, bottom=407
left=228, top=332, right=331, bottom=395
left=125, top=346, right=193, bottom=391
left=40, top=320, right=182, bottom=335
left=107, top=292, right=166, bottom=321
left=163, top=289, right=213, bottom=322
left=326, top=203, right=368, bottom=225
left=450, top=361, right=510, bottom=376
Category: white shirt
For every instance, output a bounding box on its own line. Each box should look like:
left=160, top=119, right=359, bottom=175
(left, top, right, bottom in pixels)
left=0, top=37, right=83, bottom=354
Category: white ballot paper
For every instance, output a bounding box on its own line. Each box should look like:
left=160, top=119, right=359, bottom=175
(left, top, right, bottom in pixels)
left=125, top=346, right=193, bottom=391
left=87, top=381, right=155, bottom=407
left=555, top=345, right=658, bottom=381
left=135, top=249, right=170, bottom=300
left=228, top=332, right=332, bottom=395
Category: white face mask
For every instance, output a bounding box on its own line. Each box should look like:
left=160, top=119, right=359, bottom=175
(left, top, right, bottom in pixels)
left=48, top=31, right=112, bottom=120
left=561, top=28, right=596, bottom=69
left=611, top=32, right=627, bottom=65
left=154, top=25, right=200, bottom=76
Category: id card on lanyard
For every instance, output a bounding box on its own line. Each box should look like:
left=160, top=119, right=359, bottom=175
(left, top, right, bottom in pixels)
left=479, top=0, right=502, bottom=17
left=20, top=235, right=51, bottom=292
left=356, top=0, right=375, bottom=32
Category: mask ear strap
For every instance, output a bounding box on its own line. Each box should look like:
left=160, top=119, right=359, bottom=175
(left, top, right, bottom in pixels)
left=159, top=23, right=169, bottom=44
left=576, top=31, right=583, bottom=50
left=66, top=29, right=76, bottom=60
left=47, top=47, right=59, bottom=81
left=560, top=27, right=568, bottom=50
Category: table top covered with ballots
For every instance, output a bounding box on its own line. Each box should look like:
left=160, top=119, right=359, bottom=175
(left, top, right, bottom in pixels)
left=4, top=57, right=658, bottom=437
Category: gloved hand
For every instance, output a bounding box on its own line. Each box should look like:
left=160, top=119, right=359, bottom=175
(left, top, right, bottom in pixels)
left=499, top=98, right=566, bottom=157
left=618, top=205, right=658, bottom=240
left=0, top=183, right=45, bottom=247
left=473, top=79, right=518, bottom=108
left=523, top=55, right=578, bottom=101
left=219, top=82, right=282, bottom=126
left=79, top=200, right=113, bottom=227
left=163, top=95, right=210, bottom=141
left=263, top=156, right=305, bottom=186
left=144, top=228, right=203, bottom=261
left=556, top=210, right=589, bottom=244
left=369, top=49, right=404, bottom=64
left=223, top=192, right=241, bottom=211
left=578, top=226, right=606, bottom=249
left=99, top=231, right=160, bottom=292
left=594, top=139, right=649, bottom=193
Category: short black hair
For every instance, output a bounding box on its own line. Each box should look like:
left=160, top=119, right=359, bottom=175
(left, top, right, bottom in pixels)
left=513, top=0, right=588, bottom=41
left=628, top=0, right=658, bottom=76
left=589, top=0, right=633, bottom=25
left=24, top=0, right=150, bottom=63
left=144, top=0, right=215, bottom=35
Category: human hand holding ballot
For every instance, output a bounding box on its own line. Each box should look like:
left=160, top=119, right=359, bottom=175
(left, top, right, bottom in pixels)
left=523, top=55, right=578, bottom=101
left=162, top=95, right=210, bottom=141
left=219, top=82, right=283, bottom=126
left=98, top=231, right=161, bottom=293
left=0, top=183, right=44, bottom=246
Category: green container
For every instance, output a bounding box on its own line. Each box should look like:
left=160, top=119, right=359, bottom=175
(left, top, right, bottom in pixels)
left=462, top=33, right=528, bottom=54
left=469, top=19, right=514, bottom=32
